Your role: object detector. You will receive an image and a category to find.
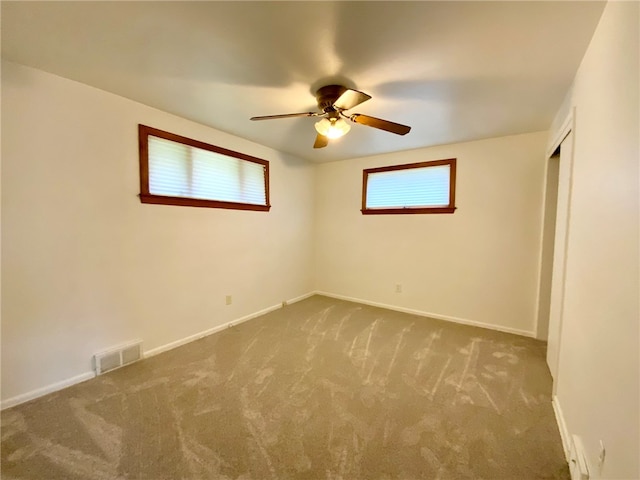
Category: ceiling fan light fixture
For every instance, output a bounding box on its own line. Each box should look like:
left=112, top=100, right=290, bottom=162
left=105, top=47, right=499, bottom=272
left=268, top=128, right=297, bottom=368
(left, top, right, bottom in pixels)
left=314, top=117, right=351, bottom=139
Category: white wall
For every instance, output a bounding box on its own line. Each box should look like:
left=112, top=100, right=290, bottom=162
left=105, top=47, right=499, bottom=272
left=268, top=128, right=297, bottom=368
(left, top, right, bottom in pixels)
left=1, top=61, right=315, bottom=404
left=550, top=2, right=639, bottom=478
left=314, top=131, right=548, bottom=336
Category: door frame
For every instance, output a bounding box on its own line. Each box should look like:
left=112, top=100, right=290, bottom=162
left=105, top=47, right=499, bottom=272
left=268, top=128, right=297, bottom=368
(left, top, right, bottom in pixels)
left=535, top=108, right=576, bottom=392
left=546, top=108, right=576, bottom=160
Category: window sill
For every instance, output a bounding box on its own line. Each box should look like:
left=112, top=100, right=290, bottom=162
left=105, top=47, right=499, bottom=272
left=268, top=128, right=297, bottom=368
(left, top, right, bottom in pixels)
left=139, top=194, right=271, bottom=211
left=361, top=207, right=456, bottom=215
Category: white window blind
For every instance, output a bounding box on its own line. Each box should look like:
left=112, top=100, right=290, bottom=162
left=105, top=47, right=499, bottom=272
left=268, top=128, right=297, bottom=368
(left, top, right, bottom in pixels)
left=148, top=135, right=267, bottom=206
left=366, top=164, right=451, bottom=209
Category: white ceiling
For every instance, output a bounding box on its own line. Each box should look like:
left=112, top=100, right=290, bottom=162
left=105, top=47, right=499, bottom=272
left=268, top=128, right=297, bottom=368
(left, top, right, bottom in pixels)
left=1, top=1, right=605, bottom=162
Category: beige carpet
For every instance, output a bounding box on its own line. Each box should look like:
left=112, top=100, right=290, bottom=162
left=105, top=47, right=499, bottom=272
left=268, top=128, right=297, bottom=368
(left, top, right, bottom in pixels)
left=1, top=295, right=569, bottom=479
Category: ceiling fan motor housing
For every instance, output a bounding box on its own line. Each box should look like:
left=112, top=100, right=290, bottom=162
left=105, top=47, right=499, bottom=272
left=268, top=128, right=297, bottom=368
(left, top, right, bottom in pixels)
left=316, top=85, right=347, bottom=113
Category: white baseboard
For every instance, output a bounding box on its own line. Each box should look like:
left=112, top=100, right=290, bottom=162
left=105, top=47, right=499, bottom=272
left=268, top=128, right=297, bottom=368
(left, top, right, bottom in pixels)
left=552, top=395, right=571, bottom=460
left=286, top=291, right=316, bottom=305
left=315, top=291, right=537, bottom=338
left=143, top=304, right=282, bottom=358
left=0, top=371, right=95, bottom=410
left=145, top=291, right=315, bottom=358
left=1, top=291, right=316, bottom=410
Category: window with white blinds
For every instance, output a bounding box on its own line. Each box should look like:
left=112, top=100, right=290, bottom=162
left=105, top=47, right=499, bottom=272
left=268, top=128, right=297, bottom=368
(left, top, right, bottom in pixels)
left=138, top=125, right=270, bottom=211
left=362, top=159, right=456, bottom=214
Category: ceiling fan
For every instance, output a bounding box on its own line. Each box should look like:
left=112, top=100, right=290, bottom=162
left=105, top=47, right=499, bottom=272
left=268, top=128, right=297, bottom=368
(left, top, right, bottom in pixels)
left=250, top=85, right=411, bottom=149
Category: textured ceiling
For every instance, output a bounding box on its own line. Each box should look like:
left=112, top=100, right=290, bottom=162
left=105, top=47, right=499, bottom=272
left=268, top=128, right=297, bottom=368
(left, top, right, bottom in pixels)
left=1, top=1, right=605, bottom=162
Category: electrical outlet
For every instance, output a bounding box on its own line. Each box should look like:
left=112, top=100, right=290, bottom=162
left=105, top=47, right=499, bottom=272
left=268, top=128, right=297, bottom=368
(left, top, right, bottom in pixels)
left=395, top=284, right=402, bottom=293
left=225, top=295, right=232, bottom=305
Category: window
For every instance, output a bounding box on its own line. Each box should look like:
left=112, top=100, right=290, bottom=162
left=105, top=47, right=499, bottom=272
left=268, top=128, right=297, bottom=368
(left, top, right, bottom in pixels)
left=362, top=158, right=456, bottom=214
left=138, top=125, right=270, bottom=211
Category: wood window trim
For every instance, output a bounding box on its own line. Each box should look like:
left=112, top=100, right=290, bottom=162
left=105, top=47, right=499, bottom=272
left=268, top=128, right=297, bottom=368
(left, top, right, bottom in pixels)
left=361, top=158, right=457, bottom=215
left=138, top=124, right=271, bottom=211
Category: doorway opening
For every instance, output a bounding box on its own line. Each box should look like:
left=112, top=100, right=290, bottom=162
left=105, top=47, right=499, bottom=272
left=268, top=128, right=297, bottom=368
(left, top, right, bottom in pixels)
left=537, top=124, right=574, bottom=385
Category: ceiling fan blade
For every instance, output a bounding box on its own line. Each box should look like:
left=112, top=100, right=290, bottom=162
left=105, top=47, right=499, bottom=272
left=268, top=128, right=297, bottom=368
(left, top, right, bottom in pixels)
left=333, top=89, right=372, bottom=111
left=313, top=133, right=329, bottom=149
left=349, top=113, right=411, bottom=135
left=250, top=112, right=319, bottom=121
